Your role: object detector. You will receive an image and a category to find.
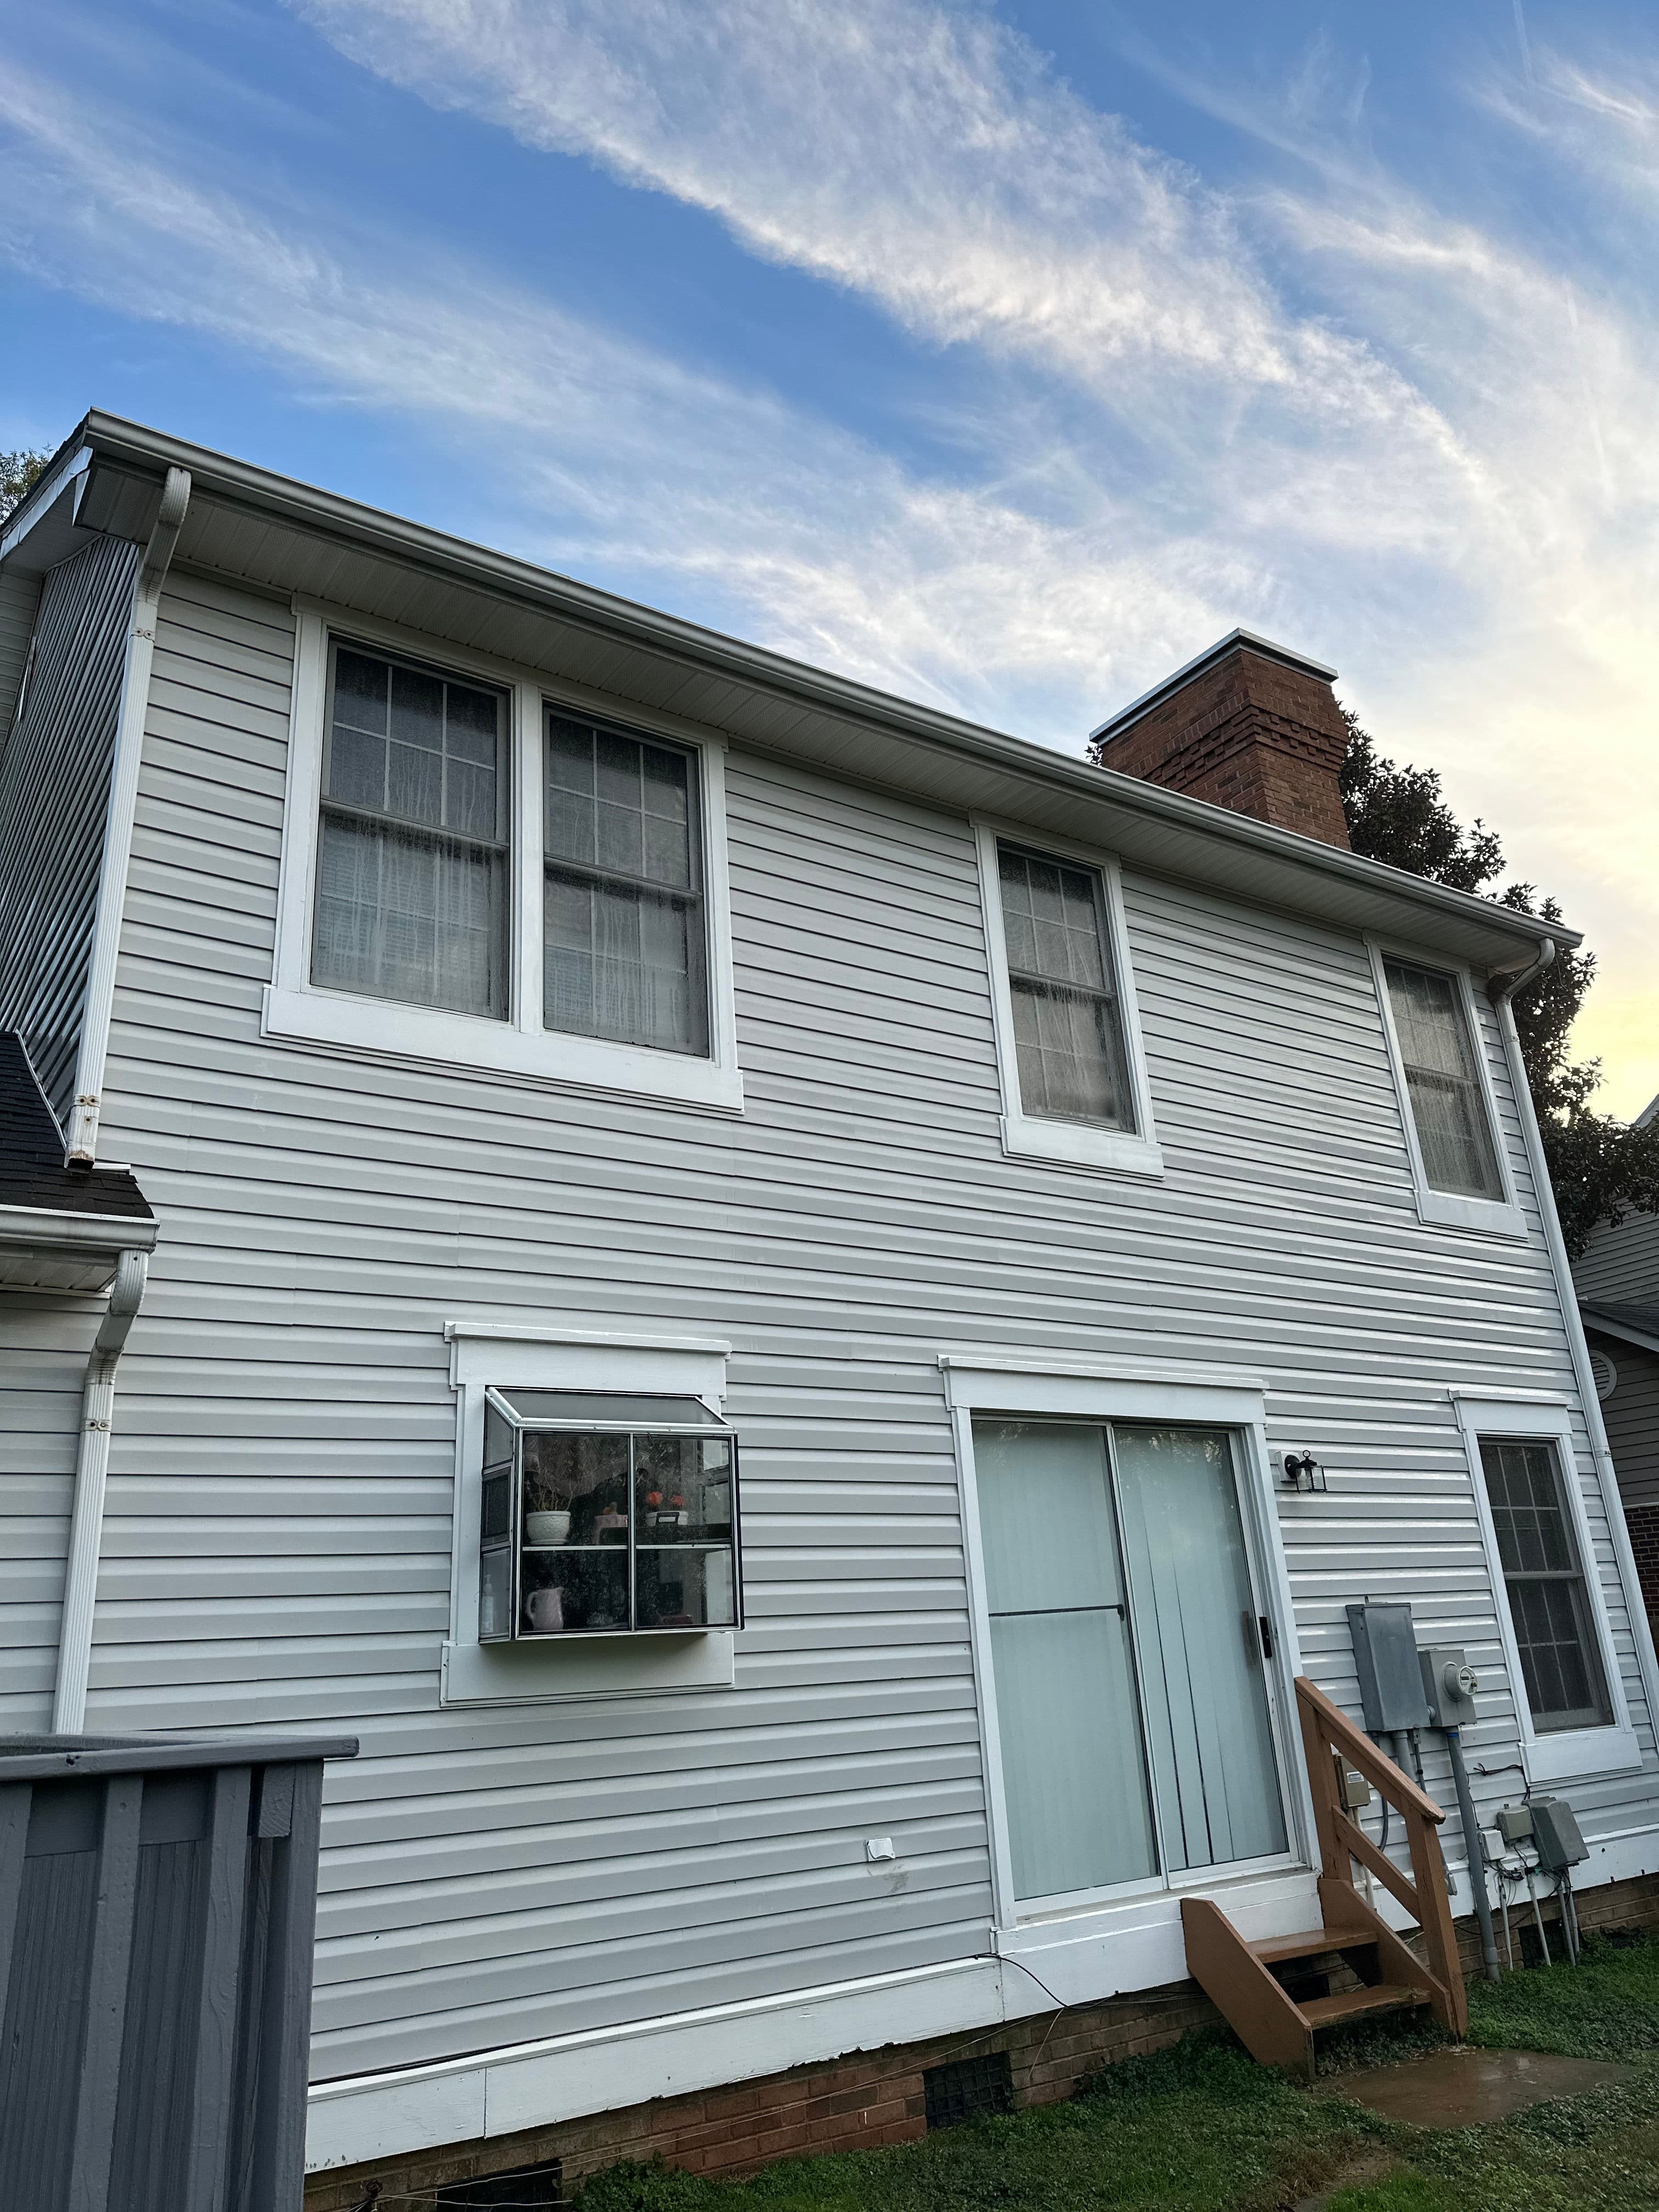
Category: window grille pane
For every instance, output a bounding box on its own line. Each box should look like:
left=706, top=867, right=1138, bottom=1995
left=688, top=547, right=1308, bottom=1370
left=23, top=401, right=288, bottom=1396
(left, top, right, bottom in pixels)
left=1479, top=1437, right=1612, bottom=1732
left=1384, top=960, right=1503, bottom=1198
left=544, top=714, right=707, bottom=1054
left=313, top=815, right=506, bottom=1016
left=314, top=645, right=508, bottom=1016
left=997, top=847, right=1131, bottom=1130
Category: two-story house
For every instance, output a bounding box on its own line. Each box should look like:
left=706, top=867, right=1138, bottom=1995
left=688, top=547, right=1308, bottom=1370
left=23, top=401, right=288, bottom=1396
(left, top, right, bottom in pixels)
left=1576, top=1126, right=1659, bottom=1641
left=3, top=415, right=1657, bottom=2207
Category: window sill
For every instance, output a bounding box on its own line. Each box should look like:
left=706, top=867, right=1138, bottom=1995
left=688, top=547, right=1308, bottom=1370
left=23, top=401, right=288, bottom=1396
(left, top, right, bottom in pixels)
left=1415, top=1187, right=1527, bottom=1239
left=441, top=1632, right=735, bottom=1705
left=1521, top=1722, right=1643, bottom=1785
left=262, top=984, right=744, bottom=1112
left=1000, top=1113, right=1164, bottom=1178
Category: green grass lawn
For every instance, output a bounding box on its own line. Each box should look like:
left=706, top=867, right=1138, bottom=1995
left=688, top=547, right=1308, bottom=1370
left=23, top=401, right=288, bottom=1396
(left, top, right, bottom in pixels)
left=573, top=1934, right=1659, bottom=2212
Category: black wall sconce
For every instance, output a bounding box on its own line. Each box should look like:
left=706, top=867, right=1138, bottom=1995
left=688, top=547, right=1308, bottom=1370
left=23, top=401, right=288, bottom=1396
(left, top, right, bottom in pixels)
left=1282, top=1451, right=1327, bottom=1493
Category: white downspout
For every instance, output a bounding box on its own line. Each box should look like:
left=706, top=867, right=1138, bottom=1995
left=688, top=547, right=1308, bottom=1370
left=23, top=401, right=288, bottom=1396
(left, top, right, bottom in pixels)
left=52, top=1246, right=149, bottom=1733
left=66, top=465, right=191, bottom=1165
left=1489, top=944, right=1659, bottom=1737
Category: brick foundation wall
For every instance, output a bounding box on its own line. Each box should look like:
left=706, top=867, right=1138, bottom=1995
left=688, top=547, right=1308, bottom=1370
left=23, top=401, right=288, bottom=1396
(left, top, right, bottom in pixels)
left=303, top=1870, right=1659, bottom=2208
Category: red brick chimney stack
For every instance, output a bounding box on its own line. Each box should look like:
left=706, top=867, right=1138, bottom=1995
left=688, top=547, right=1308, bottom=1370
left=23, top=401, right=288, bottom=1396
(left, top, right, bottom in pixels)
left=1091, top=630, right=1352, bottom=849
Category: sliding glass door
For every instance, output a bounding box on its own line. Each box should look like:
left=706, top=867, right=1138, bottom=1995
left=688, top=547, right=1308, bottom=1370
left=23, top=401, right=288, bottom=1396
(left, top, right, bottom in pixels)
left=973, top=1419, right=1286, bottom=1907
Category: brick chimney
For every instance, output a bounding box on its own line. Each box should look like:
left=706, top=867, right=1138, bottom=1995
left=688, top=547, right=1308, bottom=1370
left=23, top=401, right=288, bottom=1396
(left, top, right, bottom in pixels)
left=1090, top=630, right=1351, bottom=848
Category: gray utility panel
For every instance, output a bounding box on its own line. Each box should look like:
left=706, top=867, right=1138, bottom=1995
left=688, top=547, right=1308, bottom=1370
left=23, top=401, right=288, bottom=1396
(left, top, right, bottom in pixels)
left=0, top=1730, right=356, bottom=2212
left=1346, top=1601, right=1431, bottom=1733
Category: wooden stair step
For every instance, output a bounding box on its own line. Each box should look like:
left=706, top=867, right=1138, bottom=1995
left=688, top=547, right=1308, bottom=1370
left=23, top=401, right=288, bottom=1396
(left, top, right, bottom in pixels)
left=1299, top=1983, right=1430, bottom=2028
left=1251, top=1926, right=1375, bottom=1965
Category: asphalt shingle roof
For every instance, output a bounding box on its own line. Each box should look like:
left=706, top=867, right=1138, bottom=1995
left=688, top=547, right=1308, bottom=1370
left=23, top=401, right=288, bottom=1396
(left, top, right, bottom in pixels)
left=0, top=1034, right=153, bottom=1222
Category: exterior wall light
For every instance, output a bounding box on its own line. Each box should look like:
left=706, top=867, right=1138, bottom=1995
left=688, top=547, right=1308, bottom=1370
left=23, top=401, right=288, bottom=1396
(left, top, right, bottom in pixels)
left=1282, top=1451, right=1327, bottom=1493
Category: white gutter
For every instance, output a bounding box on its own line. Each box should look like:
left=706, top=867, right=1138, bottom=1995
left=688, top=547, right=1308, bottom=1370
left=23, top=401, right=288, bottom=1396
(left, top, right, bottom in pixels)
left=52, top=1245, right=149, bottom=1733
left=1489, top=950, right=1659, bottom=1746
left=65, top=465, right=190, bottom=1164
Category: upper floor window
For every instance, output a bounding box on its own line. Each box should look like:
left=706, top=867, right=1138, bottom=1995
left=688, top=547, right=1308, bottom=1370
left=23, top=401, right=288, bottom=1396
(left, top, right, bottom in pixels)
left=313, top=644, right=510, bottom=1018
left=269, top=610, right=744, bottom=1111
left=997, top=845, right=1132, bottom=1131
left=545, top=714, right=707, bottom=1056
left=1382, top=957, right=1503, bottom=1200
left=974, top=826, right=1163, bottom=1180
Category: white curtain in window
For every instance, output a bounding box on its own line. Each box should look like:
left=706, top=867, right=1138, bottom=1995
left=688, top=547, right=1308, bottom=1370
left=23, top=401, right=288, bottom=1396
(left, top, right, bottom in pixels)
left=1113, top=1427, right=1286, bottom=1872
left=974, top=1422, right=1157, bottom=1899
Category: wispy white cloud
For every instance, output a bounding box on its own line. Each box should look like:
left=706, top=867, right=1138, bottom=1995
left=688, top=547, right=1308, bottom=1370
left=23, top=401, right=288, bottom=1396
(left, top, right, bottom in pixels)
left=0, top=57, right=1235, bottom=723
left=3, top=4, right=1656, bottom=1105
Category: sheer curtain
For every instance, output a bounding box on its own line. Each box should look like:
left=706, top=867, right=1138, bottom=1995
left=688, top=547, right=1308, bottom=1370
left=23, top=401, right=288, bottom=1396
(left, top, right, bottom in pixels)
left=1113, top=1427, right=1286, bottom=1872
left=974, top=1421, right=1157, bottom=1900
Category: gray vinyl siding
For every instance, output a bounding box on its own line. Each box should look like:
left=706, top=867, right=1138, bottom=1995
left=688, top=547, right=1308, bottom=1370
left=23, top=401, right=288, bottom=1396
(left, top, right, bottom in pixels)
left=0, top=1295, right=104, bottom=1726
left=0, top=566, right=41, bottom=742
left=0, top=537, right=138, bottom=1124
left=1577, top=1212, right=1659, bottom=1304
left=1592, top=1331, right=1659, bottom=1510
left=56, top=567, right=1656, bottom=2084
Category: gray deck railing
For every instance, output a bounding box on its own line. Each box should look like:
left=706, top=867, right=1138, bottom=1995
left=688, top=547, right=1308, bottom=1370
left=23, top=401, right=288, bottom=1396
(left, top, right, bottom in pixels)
left=0, top=1729, right=357, bottom=2212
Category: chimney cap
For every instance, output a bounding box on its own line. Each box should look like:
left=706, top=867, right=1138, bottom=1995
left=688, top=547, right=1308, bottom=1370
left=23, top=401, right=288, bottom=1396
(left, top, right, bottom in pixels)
left=1090, top=628, right=1339, bottom=748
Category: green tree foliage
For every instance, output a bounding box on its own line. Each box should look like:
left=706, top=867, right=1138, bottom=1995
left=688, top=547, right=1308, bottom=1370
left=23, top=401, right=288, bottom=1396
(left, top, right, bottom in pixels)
left=0, top=449, right=51, bottom=522
left=1340, top=707, right=1659, bottom=1254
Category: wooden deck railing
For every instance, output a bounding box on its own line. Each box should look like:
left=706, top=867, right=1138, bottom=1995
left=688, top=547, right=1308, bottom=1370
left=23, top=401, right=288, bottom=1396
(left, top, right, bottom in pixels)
left=1294, top=1675, right=1468, bottom=2039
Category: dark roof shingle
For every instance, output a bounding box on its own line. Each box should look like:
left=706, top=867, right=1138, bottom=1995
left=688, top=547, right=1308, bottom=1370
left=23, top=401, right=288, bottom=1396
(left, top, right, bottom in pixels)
left=0, top=1034, right=154, bottom=1221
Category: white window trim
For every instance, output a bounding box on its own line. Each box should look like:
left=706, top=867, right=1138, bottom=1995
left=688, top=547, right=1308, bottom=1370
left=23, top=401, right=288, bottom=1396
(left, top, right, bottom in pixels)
left=1453, top=1393, right=1641, bottom=1782
left=266, top=600, right=743, bottom=1113
left=1367, top=938, right=1525, bottom=1238
left=971, top=821, right=1163, bottom=1178
left=940, top=1352, right=1307, bottom=1932
left=442, top=1319, right=737, bottom=1704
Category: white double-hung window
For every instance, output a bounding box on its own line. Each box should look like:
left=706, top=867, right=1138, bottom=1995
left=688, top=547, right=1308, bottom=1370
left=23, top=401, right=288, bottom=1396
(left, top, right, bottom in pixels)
left=974, top=826, right=1161, bottom=1176
left=267, top=610, right=741, bottom=1109
left=1455, top=1396, right=1639, bottom=1782
left=1371, top=946, right=1521, bottom=1234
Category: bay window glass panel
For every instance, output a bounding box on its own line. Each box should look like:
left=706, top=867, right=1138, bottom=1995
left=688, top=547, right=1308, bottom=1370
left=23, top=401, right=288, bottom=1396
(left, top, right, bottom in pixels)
left=997, top=847, right=1132, bottom=1128
left=313, top=645, right=509, bottom=1017
left=544, top=714, right=708, bottom=1054
left=1113, top=1428, right=1287, bottom=1871
left=1384, top=960, right=1503, bottom=1199
left=1480, top=1437, right=1612, bottom=1732
left=974, top=1421, right=1158, bottom=1898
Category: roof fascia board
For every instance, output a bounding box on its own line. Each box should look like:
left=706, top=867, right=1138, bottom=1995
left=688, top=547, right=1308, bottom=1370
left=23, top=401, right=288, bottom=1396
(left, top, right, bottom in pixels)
left=74, top=414, right=1573, bottom=963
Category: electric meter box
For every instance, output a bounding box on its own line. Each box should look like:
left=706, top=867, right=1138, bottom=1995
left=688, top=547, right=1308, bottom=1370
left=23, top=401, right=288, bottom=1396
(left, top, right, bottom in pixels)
left=1419, top=1644, right=1480, bottom=1728
left=1346, top=1601, right=1431, bottom=1733
left=1530, top=1797, right=1588, bottom=1872
left=1496, top=1804, right=1533, bottom=1844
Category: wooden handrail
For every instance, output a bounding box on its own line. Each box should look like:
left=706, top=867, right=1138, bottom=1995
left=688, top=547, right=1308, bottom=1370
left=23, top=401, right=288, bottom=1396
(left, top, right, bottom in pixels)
left=1294, top=1674, right=1468, bottom=2039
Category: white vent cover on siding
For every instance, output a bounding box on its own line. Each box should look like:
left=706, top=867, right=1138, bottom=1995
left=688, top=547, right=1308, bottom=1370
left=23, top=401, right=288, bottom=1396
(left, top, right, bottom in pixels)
left=1589, top=1348, right=1618, bottom=1401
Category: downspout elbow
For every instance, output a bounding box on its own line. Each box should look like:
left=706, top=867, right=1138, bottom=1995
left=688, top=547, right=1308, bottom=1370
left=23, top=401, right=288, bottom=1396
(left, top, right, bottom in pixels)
left=1489, top=937, right=1555, bottom=1008
left=52, top=1246, right=149, bottom=1734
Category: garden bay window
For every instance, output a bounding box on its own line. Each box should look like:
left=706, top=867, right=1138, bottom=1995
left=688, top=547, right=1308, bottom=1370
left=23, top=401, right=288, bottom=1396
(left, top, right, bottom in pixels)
left=1382, top=958, right=1503, bottom=1200
left=996, top=845, right=1133, bottom=1130
left=479, top=1390, right=741, bottom=1640
left=973, top=1419, right=1286, bottom=1905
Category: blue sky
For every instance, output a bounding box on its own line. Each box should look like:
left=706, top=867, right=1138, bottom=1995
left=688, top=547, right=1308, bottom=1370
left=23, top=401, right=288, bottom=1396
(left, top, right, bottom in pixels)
left=5, top=0, right=1655, bottom=1109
